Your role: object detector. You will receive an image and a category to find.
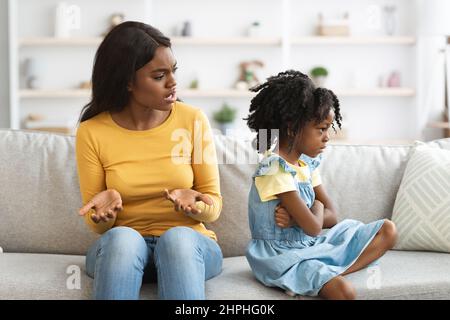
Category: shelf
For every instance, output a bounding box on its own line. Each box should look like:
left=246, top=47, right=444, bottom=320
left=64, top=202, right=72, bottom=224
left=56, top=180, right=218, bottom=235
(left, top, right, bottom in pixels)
left=19, top=88, right=415, bottom=99
left=19, top=88, right=253, bottom=99
left=178, top=89, right=254, bottom=98
left=18, top=36, right=416, bottom=47
left=172, top=37, right=281, bottom=46
left=330, top=139, right=414, bottom=145
left=20, top=89, right=91, bottom=98
left=19, top=37, right=103, bottom=46
left=428, top=121, right=450, bottom=129
left=291, top=36, right=416, bottom=45
left=19, top=36, right=281, bottom=47
left=335, top=88, right=415, bottom=97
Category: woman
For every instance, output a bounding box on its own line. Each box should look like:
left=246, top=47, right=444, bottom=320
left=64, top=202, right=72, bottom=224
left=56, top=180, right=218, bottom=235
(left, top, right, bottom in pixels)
left=76, top=21, right=223, bottom=300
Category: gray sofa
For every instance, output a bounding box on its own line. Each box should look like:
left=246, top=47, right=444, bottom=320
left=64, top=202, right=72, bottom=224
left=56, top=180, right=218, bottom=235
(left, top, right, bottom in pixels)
left=1, top=129, right=450, bottom=300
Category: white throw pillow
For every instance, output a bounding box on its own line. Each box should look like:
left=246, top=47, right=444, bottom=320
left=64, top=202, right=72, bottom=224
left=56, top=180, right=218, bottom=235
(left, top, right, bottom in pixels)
left=392, top=143, right=450, bottom=252
left=0, top=246, right=3, bottom=253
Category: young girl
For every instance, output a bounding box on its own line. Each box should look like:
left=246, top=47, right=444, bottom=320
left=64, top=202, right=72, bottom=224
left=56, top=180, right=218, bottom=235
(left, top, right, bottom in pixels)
left=245, top=70, right=397, bottom=300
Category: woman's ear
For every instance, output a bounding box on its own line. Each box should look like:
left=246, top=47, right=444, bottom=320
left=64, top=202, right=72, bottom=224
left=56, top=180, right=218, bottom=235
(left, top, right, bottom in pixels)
left=127, top=79, right=135, bottom=92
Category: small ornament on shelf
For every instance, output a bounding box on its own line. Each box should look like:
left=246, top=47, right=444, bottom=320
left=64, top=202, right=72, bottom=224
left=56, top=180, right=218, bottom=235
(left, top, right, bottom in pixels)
left=234, top=60, right=264, bottom=90
left=247, top=21, right=261, bottom=37
left=189, top=78, right=199, bottom=89
left=102, top=13, right=125, bottom=36
left=20, top=58, right=40, bottom=90
left=317, top=12, right=350, bottom=36
left=310, top=66, right=329, bottom=87
left=213, top=103, right=237, bottom=135
left=181, top=21, right=193, bottom=37
left=54, top=2, right=81, bottom=38
left=25, top=114, right=76, bottom=134
left=383, top=5, right=397, bottom=36
left=387, top=71, right=401, bottom=87
left=79, top=81, right=92, bottom=89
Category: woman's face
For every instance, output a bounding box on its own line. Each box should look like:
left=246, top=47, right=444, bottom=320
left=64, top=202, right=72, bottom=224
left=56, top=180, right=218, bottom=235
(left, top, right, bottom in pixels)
left=295, top=110, right=334, bottom=158
left=128, top=46, right=177, bottom=111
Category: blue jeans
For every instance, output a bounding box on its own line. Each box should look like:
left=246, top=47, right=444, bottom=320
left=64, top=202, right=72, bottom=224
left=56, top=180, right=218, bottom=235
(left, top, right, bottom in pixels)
left=85, top=226, right=223, bottom=300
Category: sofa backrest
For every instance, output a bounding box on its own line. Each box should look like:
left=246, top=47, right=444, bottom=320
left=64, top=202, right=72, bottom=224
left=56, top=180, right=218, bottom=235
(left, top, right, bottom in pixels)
left=1, top=129, right=449, bottom=257
left=0, top=129, right=98, bottom=255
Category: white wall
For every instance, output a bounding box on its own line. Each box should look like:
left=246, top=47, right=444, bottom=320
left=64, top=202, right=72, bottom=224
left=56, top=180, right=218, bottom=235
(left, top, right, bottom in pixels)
left=8, top=0, right=446, bottom=142
left=416, top=0, right=450, bottom=141
left=0, top=0, right=9, bottom=128
left=152, top=0, right=418, bottom=142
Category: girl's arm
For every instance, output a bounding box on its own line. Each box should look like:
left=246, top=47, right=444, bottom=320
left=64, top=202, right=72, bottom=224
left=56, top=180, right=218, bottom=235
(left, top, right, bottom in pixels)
left=277, top=191, right=324, bottom=237
left=313, top=184, right=338, bottom=228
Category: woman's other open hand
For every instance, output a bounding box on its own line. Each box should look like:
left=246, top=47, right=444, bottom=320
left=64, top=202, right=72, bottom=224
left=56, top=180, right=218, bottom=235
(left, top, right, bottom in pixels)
left=164, top=188, right=212, bottom=216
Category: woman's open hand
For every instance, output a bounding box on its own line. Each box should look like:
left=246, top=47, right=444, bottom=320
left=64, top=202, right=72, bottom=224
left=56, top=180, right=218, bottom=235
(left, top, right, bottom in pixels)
left=164, top=188, right=212, bottom=216
left=275, top=204, right=296, bottom=228
left=78, top=189, right=123, bottom=223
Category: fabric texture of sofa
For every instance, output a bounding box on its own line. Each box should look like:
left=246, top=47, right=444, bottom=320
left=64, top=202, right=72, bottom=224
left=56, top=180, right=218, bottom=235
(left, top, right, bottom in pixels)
left=1, top=129, right=450, bottom=300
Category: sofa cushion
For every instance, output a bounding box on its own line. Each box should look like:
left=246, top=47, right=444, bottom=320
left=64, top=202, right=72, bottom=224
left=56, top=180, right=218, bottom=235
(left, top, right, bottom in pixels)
left=208, top=139, right=416, bottom=257
left=1, top=128, right=450, bottom=258
left=391, top=144, right=450, bottom=252
left=0, top=130, right=98, bottom=255
left=0, top=253, right=91, bottom=299
left=1, top=251, right=450, bottom=300
left=209, top=252, right=450, bottom=300
left=205, top=135, right=258, bottom=258
left=319, top=144, right=412, bottom=224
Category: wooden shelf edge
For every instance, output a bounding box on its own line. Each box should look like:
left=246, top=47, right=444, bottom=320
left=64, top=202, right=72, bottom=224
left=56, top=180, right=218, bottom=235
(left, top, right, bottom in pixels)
left=19, top=37, right=103, bottom=46
left=18, top=36, right=416, bottom=47
left=19, top=88, right=416, bottom=99
left=20, top=89, right=91, bottom=98
left=291, top=36, right=416, bottom=45
left=428, top=121, right=450, bottom=129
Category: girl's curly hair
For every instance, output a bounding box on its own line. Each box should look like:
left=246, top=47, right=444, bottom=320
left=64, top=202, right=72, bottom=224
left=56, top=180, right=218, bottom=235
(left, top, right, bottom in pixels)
left=244, top=70, right=342, bottom=153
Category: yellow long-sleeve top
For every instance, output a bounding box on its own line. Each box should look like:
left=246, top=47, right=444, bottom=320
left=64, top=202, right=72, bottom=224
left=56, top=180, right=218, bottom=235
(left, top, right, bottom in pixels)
left=75, top=101, right=222, bottom=240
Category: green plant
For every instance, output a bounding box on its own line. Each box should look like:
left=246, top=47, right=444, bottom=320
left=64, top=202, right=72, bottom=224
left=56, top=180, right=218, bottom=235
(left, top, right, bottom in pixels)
left=310, top=66, right=329, bottom=77
left=189, top=79, right=199, bottom=89
left=213, top=103, right=237, bottom=124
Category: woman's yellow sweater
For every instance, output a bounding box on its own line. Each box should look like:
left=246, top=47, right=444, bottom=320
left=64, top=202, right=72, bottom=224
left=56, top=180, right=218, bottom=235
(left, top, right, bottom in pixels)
left=75, top=102, right=222, bottom=240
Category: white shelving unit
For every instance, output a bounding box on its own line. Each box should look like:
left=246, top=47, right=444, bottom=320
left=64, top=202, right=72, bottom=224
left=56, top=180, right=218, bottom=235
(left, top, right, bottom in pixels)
left=8, top=0, right=419, bottom=143
left=19, top=37, right=104, bottom=46
left=291, top=36, right=416, bottom=45
left=19, top=87, right=416, bottom=99
left=18, top=35, right=417, bottom=47
left=428, top=121, right=450, bottom=129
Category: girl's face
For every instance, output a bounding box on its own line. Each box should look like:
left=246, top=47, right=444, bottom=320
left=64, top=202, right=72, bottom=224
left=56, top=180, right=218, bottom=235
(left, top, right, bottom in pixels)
left=295, top=110, right=334, bottom=158
left=128, top=46, right=178, bottom=111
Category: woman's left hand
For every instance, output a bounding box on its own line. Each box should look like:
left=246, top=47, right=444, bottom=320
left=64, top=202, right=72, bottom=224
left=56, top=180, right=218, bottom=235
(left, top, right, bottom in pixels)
left=275, top=204, right=295, bottom=228
left=164, top=188, right=213, bottom=215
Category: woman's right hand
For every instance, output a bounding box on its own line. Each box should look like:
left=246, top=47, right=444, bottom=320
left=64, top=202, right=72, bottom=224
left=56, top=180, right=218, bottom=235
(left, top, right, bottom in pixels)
left=78, top=189, right=123, bottom=224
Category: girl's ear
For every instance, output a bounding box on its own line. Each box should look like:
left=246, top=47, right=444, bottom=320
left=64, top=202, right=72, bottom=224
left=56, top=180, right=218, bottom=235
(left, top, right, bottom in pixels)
left=287, top=122, right=294, bottom=138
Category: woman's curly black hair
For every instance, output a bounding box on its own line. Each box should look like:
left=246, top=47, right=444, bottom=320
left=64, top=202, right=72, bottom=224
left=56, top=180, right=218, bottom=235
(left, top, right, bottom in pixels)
left=244, top=70, right=342, bottom=153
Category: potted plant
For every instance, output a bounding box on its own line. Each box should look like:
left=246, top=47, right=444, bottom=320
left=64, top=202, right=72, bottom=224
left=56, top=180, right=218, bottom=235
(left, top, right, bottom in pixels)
left=213, top=103, right=237, bottom=134
left=310, top=66, right=329, bottom=87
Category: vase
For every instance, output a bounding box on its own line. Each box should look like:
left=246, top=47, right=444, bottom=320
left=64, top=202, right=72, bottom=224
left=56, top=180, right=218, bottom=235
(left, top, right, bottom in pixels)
left=218, top=123, right=234, bottom=135
left=383, top=5, right=396, bottom=36
left=313, top=76, right=327, bottom=87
